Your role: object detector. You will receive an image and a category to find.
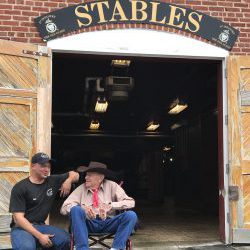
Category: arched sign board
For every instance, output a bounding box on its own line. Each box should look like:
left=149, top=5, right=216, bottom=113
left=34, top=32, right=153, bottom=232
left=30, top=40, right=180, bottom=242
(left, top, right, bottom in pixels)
left=35, top=0, right=239, bottom=51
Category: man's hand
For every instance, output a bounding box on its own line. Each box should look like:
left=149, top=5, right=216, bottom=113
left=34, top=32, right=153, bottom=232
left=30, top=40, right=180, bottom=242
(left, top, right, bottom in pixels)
left=60, top=179, right=72, bottom=197
left=38, top=234, right=54, bottom=248
left=83, top=205, right=96, bottom=219
left=99, top=203, right=112, bottom=220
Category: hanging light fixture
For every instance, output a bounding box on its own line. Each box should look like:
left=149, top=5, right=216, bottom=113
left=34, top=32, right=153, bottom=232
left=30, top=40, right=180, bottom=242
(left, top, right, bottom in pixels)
left=95, top=97, right=108, bottom=113
left=147, top=121, right=160, bottom=131
left=171, top=123, right=182, bottom=130
left=163, top=146, right=171, bottom=151
left=89, top=120, right=100, bottom=130
left=168, top=98, right=188, bottom=115
left=111, top=59, right=131, bottom=67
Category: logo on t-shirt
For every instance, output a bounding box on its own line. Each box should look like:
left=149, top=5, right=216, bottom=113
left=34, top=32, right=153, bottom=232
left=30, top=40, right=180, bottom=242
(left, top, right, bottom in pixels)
left=46, top=188, right=53, bottom=197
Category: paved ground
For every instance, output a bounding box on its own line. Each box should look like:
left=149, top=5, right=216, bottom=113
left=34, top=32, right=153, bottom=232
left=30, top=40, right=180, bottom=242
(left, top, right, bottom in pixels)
left=49, top=199, right=250, bottom=250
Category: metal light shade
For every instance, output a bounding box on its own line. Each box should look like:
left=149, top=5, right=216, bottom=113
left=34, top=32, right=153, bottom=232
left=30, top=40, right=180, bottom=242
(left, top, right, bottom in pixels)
left=111, top=60, right=131, bottom=67
left=147, top=122, right=160, bottom=131
left=168, top=99, right=188, bottom=115
left=95, top=99, right=108, bottom=113
left=89, top=120, right=100, bottom=130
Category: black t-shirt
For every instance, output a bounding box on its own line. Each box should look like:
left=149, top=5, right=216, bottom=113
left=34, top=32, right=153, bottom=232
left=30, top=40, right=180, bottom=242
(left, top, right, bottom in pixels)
left=9, top=173, right=68, bottom=227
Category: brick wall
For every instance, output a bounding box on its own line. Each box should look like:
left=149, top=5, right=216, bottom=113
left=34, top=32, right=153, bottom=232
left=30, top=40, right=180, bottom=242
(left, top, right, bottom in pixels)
left=0, top=0, right=249, bottom=55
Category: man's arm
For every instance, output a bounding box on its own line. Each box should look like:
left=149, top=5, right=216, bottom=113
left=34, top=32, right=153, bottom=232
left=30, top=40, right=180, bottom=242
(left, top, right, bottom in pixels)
left=60, top=171, right=80, bottom=197
left=13, top=213, right=54, bottom=248
left=60, top=184, right=83, bottom=215
left=111, top=183, right=135, bottom=210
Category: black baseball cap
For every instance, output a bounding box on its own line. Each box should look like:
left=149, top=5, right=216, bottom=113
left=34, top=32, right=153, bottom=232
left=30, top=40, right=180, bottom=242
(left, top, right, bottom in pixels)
left=31, top=152, right=54, bottom=165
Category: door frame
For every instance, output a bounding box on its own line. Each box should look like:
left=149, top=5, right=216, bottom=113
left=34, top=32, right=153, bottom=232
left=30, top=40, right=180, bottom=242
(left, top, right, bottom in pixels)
left=48, top=29, right=230, bottom=243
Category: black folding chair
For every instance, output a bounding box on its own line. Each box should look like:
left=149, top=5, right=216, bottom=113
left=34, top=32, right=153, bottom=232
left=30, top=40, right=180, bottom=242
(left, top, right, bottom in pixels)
left=70, top=231, right=132, bottom=250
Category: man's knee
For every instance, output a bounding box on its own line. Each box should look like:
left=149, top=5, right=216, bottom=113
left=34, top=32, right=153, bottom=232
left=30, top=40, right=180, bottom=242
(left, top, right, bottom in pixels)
left=57, top=233, right=70, bottom=250
left=123, top=210, right=138, bottom=223
left=70, top=205, right=86, bottom=218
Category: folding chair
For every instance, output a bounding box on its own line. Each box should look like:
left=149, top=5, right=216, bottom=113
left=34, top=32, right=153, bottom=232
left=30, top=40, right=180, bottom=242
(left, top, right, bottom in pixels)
left=70, top=231, right=132, bottom=250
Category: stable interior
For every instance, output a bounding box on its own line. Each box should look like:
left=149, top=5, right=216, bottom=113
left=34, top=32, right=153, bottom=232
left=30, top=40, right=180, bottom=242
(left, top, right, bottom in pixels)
left=50, top=53, right=222, bottom=248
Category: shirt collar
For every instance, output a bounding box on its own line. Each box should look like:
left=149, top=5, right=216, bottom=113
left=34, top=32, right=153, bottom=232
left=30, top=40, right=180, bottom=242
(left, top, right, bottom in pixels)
left=86, top=181, right=104, bottom=193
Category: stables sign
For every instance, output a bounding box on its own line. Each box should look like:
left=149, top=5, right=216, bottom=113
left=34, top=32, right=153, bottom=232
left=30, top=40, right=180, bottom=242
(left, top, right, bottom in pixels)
left=35, top=0, right=239, bottom=51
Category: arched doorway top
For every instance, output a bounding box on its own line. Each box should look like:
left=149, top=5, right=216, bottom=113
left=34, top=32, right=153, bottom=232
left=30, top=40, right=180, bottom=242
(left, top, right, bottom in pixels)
left=48, top=29, right=229, bottom=59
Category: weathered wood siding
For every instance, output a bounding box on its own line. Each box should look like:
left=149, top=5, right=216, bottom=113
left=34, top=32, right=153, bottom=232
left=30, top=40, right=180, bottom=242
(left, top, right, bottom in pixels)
left=0, top=39, right=52, bottom=249
left=228, top=56, right=250, bottom=241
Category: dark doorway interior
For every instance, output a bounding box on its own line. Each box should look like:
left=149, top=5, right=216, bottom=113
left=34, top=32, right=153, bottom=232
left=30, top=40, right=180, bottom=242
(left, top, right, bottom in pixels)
left=50, top=53, right=221, bottom=246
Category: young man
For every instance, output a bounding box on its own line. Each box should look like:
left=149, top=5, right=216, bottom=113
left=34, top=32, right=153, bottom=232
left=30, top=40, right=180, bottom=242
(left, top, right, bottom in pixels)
left=61, top=161, right=138, bottom=250
left=9, top=152, right=80, bottom=250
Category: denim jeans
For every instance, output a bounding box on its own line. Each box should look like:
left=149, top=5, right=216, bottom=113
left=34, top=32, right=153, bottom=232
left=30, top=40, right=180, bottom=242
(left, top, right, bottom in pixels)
left=11, top=224, right=70, bottom=250
left=70, top=206, right=137, bottom=250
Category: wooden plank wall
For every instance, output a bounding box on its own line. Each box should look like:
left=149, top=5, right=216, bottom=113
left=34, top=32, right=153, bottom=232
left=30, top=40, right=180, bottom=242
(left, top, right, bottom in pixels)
left=228, top=57, right=250, bottom=239
left=0, top=40, right=40, bottom=249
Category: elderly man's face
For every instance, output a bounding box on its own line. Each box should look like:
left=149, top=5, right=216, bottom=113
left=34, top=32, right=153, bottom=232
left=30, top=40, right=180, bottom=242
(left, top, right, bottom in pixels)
left=85, top=172, right=104, bottom=189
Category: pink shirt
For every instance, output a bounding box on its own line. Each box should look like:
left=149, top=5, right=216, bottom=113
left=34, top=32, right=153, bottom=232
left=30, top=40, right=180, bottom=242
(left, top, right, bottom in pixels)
left=60, top=179, right=135, bottom=217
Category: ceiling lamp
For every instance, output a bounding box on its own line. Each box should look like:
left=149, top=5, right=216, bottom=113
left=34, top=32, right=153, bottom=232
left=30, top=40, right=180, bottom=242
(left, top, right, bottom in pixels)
left=171, top=123, right=182, bottom=130
left=95, top=97, right=108, bottom=113
left=163, top=146, right=171, bottom=151
left=111, top=59, right=131, bottom=67
left=89, top=120, right=100, bottom=130
left=147, top=122, right=160, bottom=131
left=168, top=98, right=188, bottom=115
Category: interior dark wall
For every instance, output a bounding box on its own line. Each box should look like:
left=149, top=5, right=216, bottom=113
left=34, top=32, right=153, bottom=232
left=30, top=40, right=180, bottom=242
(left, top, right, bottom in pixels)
left=173, top=110, right=218, bottom=214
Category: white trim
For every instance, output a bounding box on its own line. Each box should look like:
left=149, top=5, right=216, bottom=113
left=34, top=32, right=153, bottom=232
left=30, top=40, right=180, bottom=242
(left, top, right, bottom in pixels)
left=48, top=29, right=229, bottom=59
left=48, top=28, right=230, bottom=243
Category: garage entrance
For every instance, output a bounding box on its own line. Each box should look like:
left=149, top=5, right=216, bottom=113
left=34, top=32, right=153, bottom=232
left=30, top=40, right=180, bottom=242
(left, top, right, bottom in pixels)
left=50, top=52, right=223, bottom=247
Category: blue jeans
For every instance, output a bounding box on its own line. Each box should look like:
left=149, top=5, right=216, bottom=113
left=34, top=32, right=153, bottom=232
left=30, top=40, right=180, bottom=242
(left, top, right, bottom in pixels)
left=70, top=206, right=137, bottom=250
left=11, top=224, right=70, bottom=250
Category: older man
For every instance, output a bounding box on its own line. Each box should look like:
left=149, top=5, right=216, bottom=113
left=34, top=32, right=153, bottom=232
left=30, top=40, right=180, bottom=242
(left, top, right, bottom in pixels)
left=9, top=152, right=80, bottom=250
left=61, top=162, right=137, bottom=250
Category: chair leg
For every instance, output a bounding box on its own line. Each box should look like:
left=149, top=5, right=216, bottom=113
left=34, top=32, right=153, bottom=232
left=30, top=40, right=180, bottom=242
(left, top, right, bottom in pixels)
left=70, top=234, right=74, bottom=250
left=89, top=234, right=113, bottom=248
left=126, top=239, right=132, bottom=250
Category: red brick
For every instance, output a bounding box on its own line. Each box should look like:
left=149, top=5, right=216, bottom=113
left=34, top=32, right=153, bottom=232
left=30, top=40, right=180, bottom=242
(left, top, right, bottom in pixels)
left=25, top=1, right=34, bottom=6
left=209, top=7, right=224, bottom=11
left=12, top=26, right=29, bottom=32
left=12, top=15, right=29, bottom=21
left=0, top=4, right=12, bottom=9
left=12, top=37, right=27, bottom=42
left=234, top=3, right=249, bottom=8
left=0, top=37, right=10, bottom=40
left=202, top=1, right=218, bottom=6
left=4, top=10, right=21, bottom=14
left=21, top=11, right=39, bottom=16
left=0, top=31, right=7, bottom=35
left=0, top=14, right=11, bottom=19
left=7, top=31, right=15, bottom=36
left=217, top=2, right=232, bottom=7
left=231, top=22, right=246, bottom=27
left=15, top=0, right=24, bottom=4
left=29, top=37, right=43, bottom=43
left=43, top=2, right=59, bottom=7
left=16, top=32, right=25, bottom=37
left=14, top=5, right=31, bottom=10
left=0, top=26, right=11, bottom=31
left=32, top=7, right=49, bottom=12
left=20, top=21, right=32, bottom=26
left=2, top=20, right=19, bottom=25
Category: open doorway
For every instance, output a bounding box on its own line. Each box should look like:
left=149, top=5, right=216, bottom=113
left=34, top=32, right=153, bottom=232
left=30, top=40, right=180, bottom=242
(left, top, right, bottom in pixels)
left=50, top=52, right=222, bottom=247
